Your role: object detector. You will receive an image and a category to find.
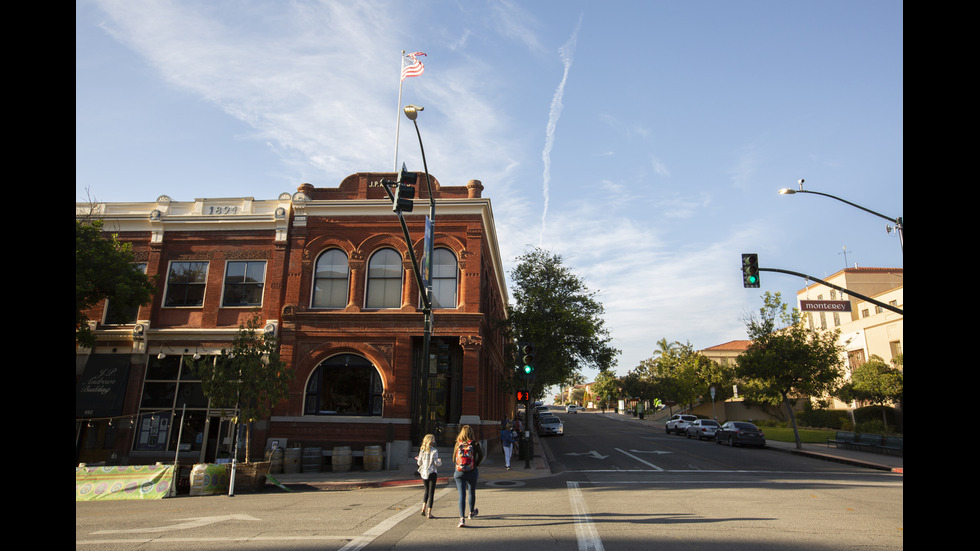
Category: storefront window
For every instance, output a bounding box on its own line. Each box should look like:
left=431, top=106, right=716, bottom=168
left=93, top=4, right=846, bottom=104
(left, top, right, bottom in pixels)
left=305, top=354, right=383, bottom=416
left=133, top=354, right=209, bottom=453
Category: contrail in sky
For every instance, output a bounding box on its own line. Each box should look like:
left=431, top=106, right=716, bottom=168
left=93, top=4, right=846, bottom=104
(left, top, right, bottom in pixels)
left=541, top=15, right=582, bottom=246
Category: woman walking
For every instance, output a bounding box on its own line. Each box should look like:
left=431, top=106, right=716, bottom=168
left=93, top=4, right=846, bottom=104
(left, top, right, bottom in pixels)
left=452, top=425, right=484, bottom=527
left=415, top=434, right=441, bottom=519
left=500, top=421, right=516, bottom=470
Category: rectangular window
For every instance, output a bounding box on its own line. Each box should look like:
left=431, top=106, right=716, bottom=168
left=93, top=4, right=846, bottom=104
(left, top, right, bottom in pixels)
left=223, top=260, right=266, bottom=307
left=104, top=263, right=147, bottom=324
left=164, top=261, right=209, bottom=307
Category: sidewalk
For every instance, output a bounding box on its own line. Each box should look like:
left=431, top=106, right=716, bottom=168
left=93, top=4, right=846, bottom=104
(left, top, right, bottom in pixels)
left=266, top=413, right=900, bottom=492
left=598, top=410, right=903, bottom=474
left=267, top=434, right=553, bottom=492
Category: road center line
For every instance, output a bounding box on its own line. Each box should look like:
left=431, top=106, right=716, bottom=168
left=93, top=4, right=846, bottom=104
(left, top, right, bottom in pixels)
left=615, top=447, right=664, bottom=471
left=567, top=481, right=604, bottom=551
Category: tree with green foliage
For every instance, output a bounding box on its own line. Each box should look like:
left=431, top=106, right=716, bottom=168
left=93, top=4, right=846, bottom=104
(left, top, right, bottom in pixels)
left=76, top=219, right=156, bottom=348
left=737, top=292, right=846, bottom=448
left=838, top=355, right=903, bottom=430
left=188, top=313, right=293, bottom=462
left=630, top=340, right=733, bottom=413
left=590, top=369, right=620, bottom=411
left=507, top=248, right=619, bottom=397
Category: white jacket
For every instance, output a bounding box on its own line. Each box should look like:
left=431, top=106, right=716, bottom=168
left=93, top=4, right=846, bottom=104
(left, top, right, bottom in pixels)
left=416, top=449, right=442, bottom=477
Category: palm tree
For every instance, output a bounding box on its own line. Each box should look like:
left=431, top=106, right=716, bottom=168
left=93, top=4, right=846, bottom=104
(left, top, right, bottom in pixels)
left=652, top=338, right=680, bottom=361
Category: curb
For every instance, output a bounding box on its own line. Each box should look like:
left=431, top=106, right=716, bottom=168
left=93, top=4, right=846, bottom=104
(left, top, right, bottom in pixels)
left=771, top=446, right=903, bottom=474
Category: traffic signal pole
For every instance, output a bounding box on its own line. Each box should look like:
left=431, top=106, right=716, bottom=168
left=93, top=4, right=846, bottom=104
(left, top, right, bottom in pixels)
left=761, top=267, right=903, bottom=315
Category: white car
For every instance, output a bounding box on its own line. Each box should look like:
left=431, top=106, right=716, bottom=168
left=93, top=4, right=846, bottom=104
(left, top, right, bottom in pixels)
left=565, top=405, right=580, bottom=413
left=665, top=414, right=699, bottom=435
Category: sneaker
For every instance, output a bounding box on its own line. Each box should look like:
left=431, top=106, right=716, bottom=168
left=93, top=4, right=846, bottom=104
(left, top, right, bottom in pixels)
left=469, top=508, right=478, bottom=519
left=458, top=519, right=465, bottom=528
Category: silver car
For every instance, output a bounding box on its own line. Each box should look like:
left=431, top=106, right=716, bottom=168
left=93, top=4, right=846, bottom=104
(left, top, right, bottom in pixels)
left=537, top=415, right=564, bottom=436
left=685, top=419, right=720, bottom=440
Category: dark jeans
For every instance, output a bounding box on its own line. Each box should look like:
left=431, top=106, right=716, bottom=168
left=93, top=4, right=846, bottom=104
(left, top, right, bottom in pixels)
left=453, top=469, right=478, bottom=518
left=421, top=472, right=438, bottom=509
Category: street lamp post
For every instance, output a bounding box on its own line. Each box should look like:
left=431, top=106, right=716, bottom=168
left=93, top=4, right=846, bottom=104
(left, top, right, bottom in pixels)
left=778, top=179, right=903, bottom=253
left=403, top=105, right=436, bottom=440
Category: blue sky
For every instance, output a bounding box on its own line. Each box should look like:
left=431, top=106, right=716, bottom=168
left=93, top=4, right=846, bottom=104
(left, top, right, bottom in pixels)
left=76, top=0, right=903, bottom=381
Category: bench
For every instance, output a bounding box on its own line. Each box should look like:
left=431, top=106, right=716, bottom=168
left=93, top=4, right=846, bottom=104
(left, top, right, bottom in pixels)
left=877, top=435, right=903, bottom=456
left=827, top=431, right=856, bottom=448
left=827, top=431, right=903, bottom=456
left=852, top=433, right=882, bottom=452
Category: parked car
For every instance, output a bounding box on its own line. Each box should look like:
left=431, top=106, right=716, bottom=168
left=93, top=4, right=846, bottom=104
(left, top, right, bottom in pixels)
left=665, top=414, right=699, bottom=435
left=685, top=419, right=720, bottom=440
left=715, top=421, right=766, bottom=447
left=537, top=414, right=564, bottom=436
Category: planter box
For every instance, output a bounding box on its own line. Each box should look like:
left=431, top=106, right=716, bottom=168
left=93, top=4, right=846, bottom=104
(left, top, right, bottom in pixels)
left=231, top=461, right=270, bottom=493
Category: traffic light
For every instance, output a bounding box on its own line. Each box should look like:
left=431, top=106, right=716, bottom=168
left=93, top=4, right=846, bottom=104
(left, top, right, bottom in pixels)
left=521, top=343, right=535, bottom=375
left=742, top=253, right=760, bottom=288
left=390, top=165, right=416, bottom=213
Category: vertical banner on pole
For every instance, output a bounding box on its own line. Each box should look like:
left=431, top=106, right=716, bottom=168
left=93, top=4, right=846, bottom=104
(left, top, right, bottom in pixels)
left=423, top=216, right=433, bottom=287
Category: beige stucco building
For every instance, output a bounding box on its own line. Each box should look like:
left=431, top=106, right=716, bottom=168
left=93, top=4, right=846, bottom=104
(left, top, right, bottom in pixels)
left=796, top=267, right=903, bottom=369
left=797, top=267, right=903, bottom=409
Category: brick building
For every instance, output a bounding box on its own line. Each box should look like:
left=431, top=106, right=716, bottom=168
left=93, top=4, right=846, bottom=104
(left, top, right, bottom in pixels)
left=75, top=172, right=510, bottom=468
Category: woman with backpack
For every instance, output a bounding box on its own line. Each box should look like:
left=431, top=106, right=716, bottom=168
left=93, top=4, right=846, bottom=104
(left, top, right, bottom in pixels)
left=452, top=424, right=484, bottom=527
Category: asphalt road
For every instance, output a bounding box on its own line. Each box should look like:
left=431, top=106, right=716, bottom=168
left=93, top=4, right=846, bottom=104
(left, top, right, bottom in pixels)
left=76, top=411, right=903, bottom=550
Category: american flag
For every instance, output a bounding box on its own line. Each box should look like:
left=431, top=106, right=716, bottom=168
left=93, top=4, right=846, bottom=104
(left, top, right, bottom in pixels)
left=401, top=51, right=426, bottom=82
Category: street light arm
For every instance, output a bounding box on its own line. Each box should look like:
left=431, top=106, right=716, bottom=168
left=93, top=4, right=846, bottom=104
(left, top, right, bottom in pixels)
left=795, top=189, right=900, bottom=226
left=780, top=180, right=903, bottom=252
left=411, top=119, right=435, bottom=212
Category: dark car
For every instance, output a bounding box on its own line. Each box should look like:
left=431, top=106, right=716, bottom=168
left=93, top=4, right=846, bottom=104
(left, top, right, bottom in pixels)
left=715, top=421, right=766, bottom=447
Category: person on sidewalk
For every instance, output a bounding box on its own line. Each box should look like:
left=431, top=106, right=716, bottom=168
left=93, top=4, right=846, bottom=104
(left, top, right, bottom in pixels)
left=415, top=434, right=441, bottom=519
left=500, top=421, right=516, bottom=470
left=452, top=425, right=484, bottom=527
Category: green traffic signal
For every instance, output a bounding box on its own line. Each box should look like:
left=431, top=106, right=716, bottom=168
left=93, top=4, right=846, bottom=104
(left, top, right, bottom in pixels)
left=520, top=342, right=535, bottom=375
left=742, top=253, right=760, bottom=288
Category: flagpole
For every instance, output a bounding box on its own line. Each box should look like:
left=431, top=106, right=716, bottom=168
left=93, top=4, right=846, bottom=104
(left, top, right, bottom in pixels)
left=394, top=50, right=405, bottom=172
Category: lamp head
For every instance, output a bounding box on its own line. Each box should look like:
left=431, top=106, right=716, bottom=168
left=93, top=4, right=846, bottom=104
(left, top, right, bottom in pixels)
left=778, top=179, right=806, bottom=194
left=404, top=104, right=423, bottom=121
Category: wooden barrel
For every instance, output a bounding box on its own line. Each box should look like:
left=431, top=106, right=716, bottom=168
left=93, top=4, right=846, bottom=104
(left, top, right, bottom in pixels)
left=331, top=446, right=351, bottom=472
left=363, top=445, right=383, bottom=472
left=302, top=447, right=322, bottom=473
left=283, top=447, right=302, bottom=474
left=267, top=448, right=284, bottom=474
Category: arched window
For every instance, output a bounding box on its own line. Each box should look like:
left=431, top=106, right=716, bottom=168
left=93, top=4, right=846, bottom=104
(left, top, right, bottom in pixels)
left=304, top=354, right=383, bottom=416
left=431, top=248, right=458, bottom=308
left=366, top=248, right=402, bottom=309
left=312, top=249, right=349, bottom=308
